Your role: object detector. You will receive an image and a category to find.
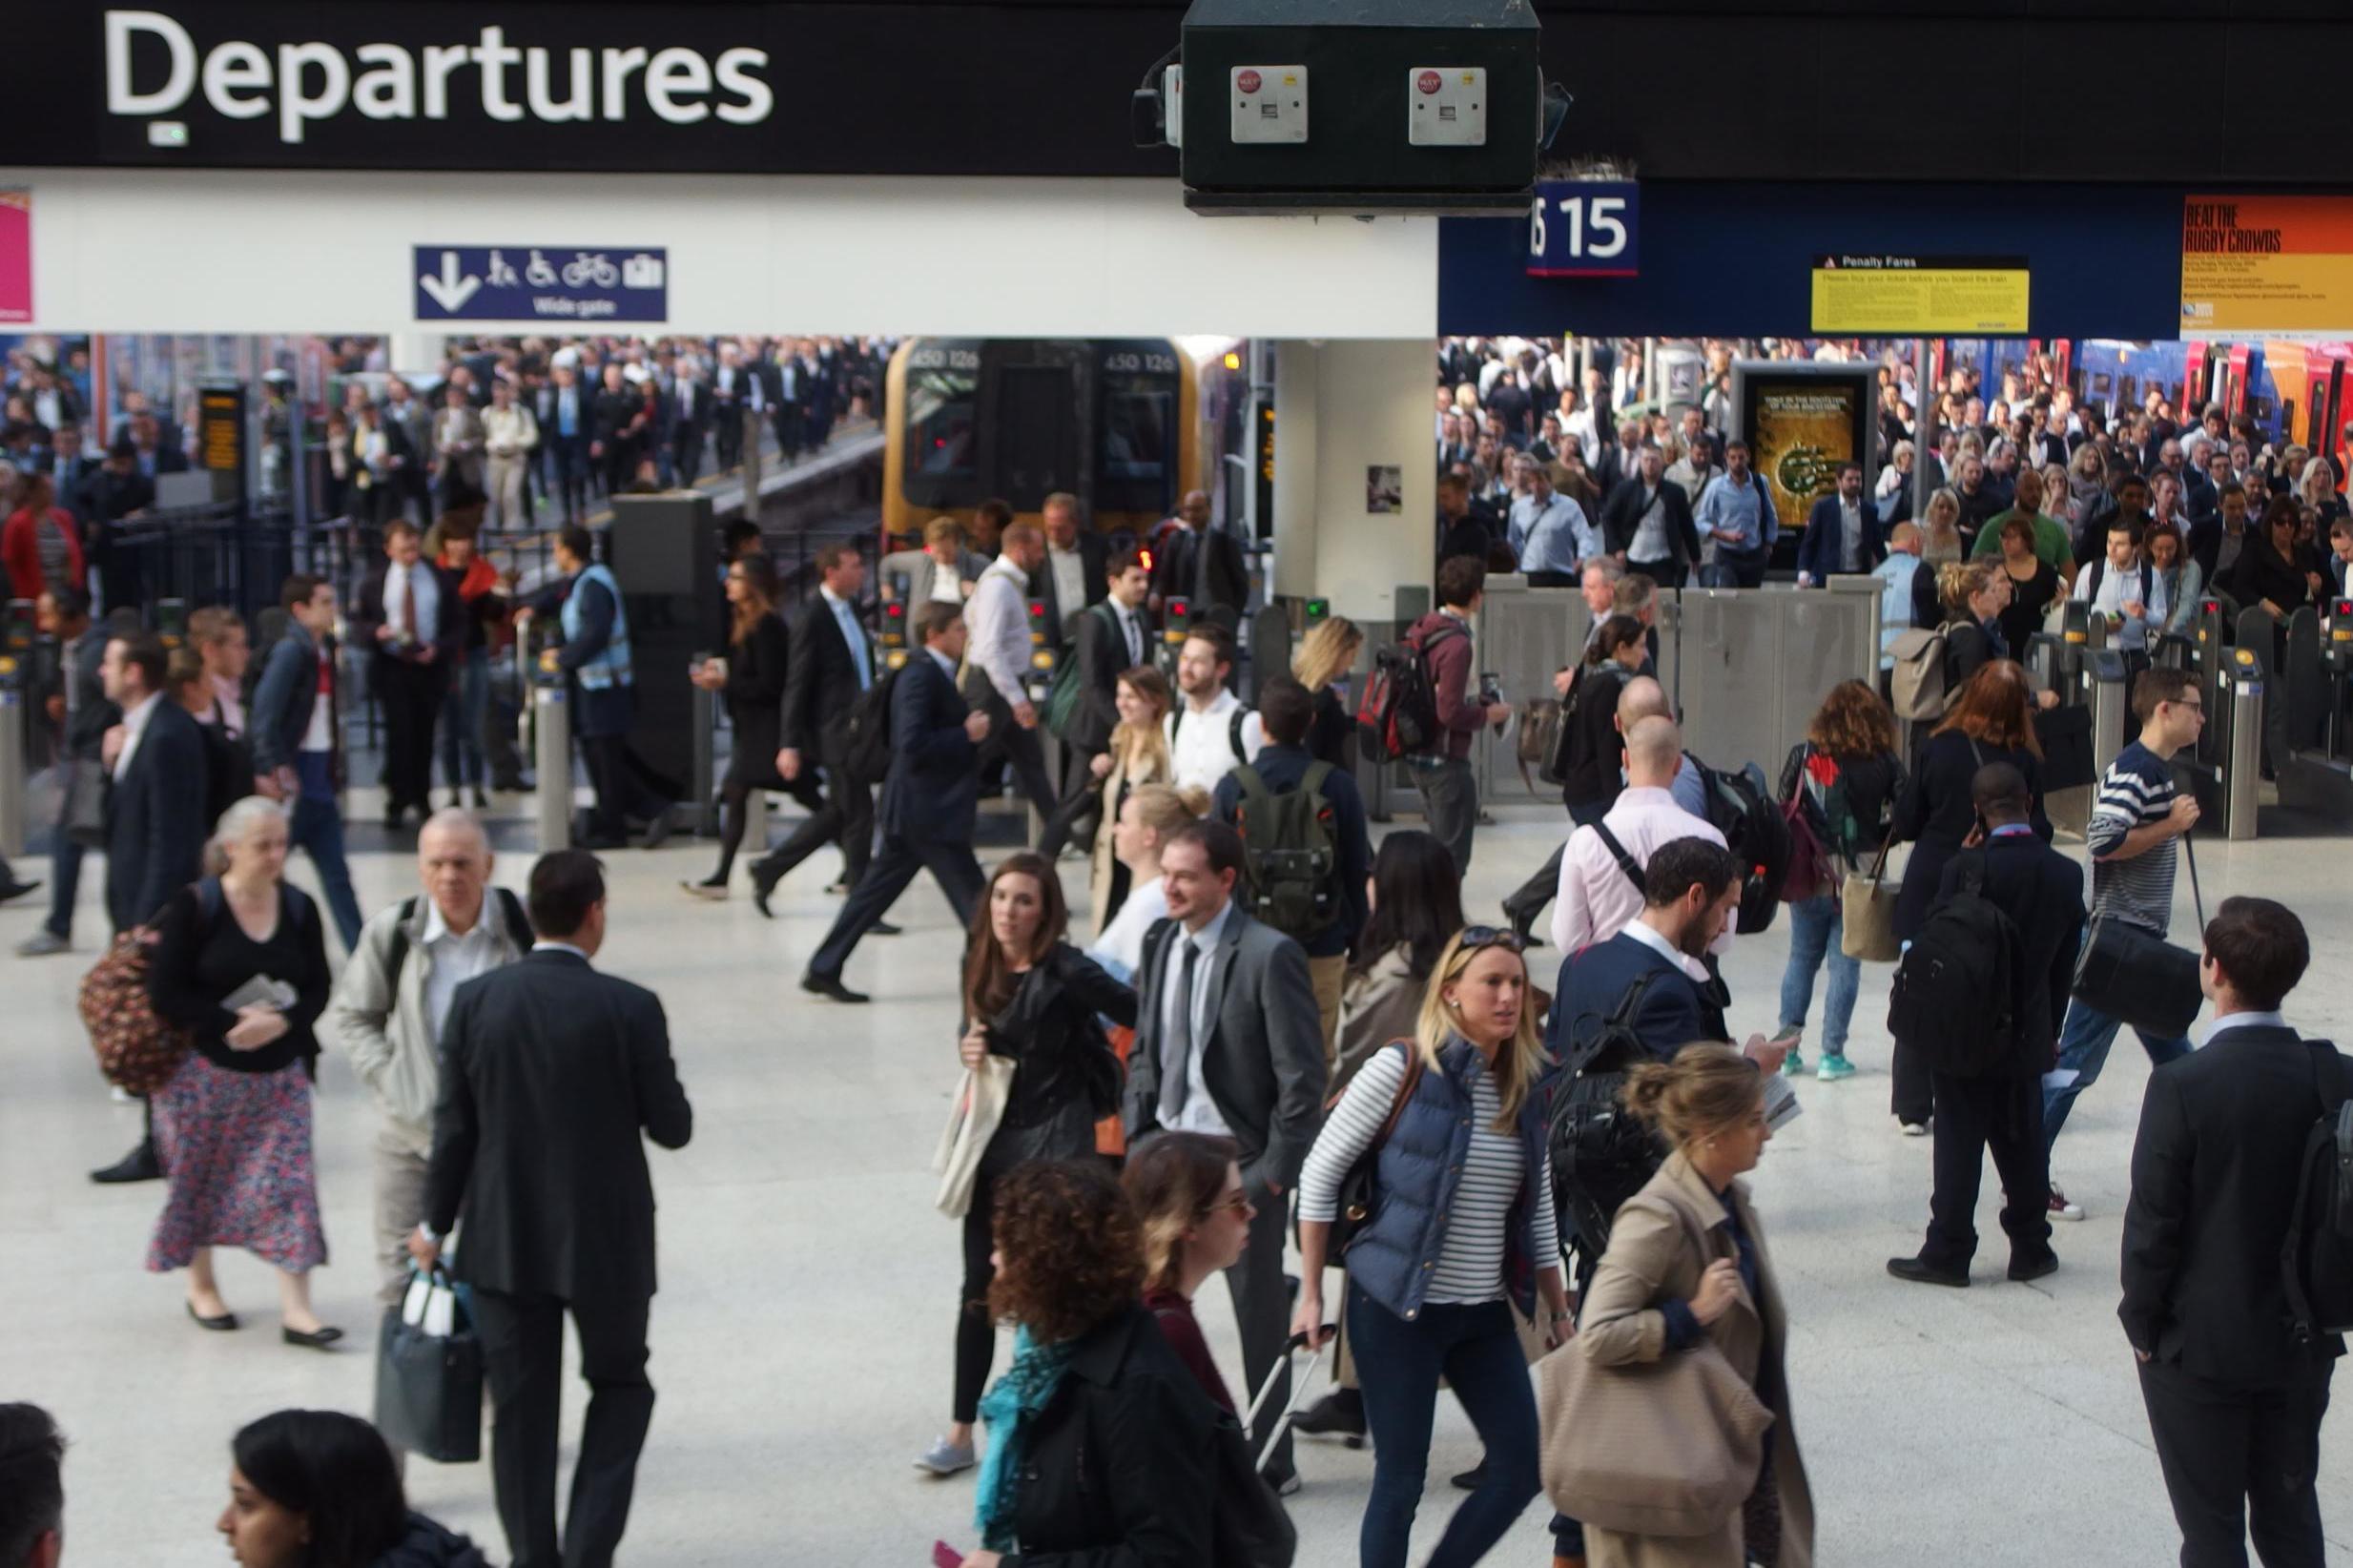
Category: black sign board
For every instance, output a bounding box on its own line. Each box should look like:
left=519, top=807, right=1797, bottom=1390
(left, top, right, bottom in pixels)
left=197, top=381, right=248, bottom=495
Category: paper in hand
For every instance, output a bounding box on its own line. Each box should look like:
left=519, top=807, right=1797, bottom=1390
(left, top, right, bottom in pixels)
left=1762, top=1071, right=1804, bottom=1132
left=220, top=974, right=297, bottom=1014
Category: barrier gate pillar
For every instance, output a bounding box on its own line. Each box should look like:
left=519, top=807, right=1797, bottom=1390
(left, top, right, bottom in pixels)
left=2087, top=648, right=2131, bottom=781
left=533, top=661, right=573, bottom=855
left=0, top=684, right=23, bottom=857
left=2225, top=647, right=2263, bottom=842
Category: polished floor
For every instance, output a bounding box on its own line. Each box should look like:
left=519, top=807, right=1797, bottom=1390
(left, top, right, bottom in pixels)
left=4, top=783, right=2347, bottom=1565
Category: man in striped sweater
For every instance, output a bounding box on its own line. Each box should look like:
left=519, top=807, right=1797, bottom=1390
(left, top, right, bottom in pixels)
left=2042, top=666, right=2207, bottom=1221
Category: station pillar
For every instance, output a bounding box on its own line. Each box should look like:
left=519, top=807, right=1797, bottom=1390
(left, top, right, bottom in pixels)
left=1269, top=340, right=1436, bottom=625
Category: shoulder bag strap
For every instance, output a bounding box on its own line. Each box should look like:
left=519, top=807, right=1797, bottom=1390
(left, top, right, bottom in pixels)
left=2280, top=1038, right=2347, bottom=1346
left=1369, top=1043, right=1426, bottom=1156
left=1590, top=820, right=1646, bottom=897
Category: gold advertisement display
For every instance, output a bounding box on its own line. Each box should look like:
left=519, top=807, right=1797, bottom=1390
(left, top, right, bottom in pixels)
left=1733, top=365, right=1873, bottom=537
left=1809, top=253, right=2029, bottom=335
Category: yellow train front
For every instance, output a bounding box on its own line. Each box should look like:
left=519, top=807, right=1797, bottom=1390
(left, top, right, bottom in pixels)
left=881, top=337, right=1248, bottom=552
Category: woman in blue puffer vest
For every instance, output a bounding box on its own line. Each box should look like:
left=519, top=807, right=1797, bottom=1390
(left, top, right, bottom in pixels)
left=1293, top=926, right=1573, bottom=1568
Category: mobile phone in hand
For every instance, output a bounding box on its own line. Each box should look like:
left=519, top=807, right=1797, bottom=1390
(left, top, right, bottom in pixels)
left=933, top=1542, right=964, bottom=1568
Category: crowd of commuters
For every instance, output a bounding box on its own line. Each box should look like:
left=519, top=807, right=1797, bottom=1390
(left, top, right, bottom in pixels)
left=9, top=334, right=2351, bottom=1568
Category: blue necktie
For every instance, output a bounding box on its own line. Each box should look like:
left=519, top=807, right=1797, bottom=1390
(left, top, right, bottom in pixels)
left=837, top=602, right=870, bottom=690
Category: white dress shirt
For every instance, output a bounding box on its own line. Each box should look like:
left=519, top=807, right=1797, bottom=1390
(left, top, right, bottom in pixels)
left=422, top=897, right=505, bottom=1045
left=1163, top=689, right=1266, bottom=794
left=1552, top=786, right=1734, bottom=957
left=2196, top=1008, right=2286, bottom=1047
left=113, top=691, right=161, bottom=782
left=1159, top=900, right=1235, bottom=1137
left=1047, top=545, right=1088, bottom=623
left=384, top=560, right=442, bottom=648
left=1620, top=913, right=1713, bottom=984
left=963, top=554, right=1034, bottom=705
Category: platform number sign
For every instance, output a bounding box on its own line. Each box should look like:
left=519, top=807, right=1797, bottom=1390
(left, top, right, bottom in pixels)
left=1526, top=180, right=1640, bottom=279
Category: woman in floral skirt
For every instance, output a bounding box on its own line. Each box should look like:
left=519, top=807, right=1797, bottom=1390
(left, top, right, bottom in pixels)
left=145, top=794, right=341, bottom=1348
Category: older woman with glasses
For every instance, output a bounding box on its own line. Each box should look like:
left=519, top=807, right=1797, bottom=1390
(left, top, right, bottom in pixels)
left=1293, top=925, right=1569, bottom=1568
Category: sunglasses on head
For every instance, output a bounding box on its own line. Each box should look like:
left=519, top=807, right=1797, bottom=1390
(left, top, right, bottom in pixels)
left=1458, top=925, right=1526, bottom=955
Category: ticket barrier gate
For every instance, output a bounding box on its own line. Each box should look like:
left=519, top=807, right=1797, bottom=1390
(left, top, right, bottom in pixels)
left=0, top=598, right=33, bottom=856
left=2268, top=601, right=2353, bottom=825
left=2225, top=648, right=2264, bottom=842
left=528, top=625, right=571, bottom=854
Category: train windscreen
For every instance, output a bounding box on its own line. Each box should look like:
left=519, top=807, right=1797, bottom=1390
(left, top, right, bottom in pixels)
left=995, top=365, right=1079, bottom=506
left=908, top=367, right=978, bottom=478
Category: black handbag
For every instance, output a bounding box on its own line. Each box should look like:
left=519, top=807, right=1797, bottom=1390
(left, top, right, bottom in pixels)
left=1209, top=1412, right=1298, bottom=1568
left=1327, top=1043, right=1425, bottom=1258
left=374, top=1269, right=485, bottom=1464
left=2070, top=833, right=2204, bottom=1040
left=2035, top=703, right=2096, bottom=793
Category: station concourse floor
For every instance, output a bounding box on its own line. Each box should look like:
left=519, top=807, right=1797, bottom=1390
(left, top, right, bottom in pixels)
left=4, top=788, right=2348, bottom=1565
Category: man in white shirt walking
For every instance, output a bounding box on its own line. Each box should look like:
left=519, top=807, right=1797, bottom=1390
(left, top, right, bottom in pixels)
left=961, top=523, right=1060, bottom=818
left=1163, top=623, right=1265, bottom=794
left=1552, top=716, right=1735, bottom=955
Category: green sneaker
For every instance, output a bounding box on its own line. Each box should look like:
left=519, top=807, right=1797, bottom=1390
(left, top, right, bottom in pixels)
left=1816, top=1053, right=1857, bottom=1082
left=1782, top=1049, right=1806, bottom=1075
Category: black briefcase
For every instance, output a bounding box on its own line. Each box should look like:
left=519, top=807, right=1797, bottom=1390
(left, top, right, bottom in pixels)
left=374, top=1274, right=485, bottom=1464
left=2069, top=836, right=2205, bottom=1040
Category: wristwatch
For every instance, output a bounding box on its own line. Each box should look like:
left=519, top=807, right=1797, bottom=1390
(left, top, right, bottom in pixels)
left=415, top=1222, right=442, bottom=1246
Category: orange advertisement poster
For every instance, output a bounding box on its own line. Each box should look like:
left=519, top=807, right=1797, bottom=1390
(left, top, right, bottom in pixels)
left=2181, top=196, right=2353, bottom=333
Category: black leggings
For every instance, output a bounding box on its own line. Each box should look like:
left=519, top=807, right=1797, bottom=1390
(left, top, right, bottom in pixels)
left=709, top=781, right=759, bottom=880
left=954, top=1167, right=999, bottom=1425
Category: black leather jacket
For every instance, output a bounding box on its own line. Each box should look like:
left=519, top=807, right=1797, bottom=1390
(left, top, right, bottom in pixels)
left=980, top=942, right=1137, bottom=1136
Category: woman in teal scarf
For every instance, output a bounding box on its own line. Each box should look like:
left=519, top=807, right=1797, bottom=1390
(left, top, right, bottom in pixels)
left=955, top=1159, right=1222, bottom=1568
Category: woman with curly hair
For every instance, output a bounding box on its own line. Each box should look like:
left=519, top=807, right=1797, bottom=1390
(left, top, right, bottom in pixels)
left=957, top=1159, right=1221, bottom=1568
left=918, top=854, right=1136, bottom=1480
left=1772, top=681, right=1904, bottom=1083
left=1122, top=1130, right=1256, bottom=1413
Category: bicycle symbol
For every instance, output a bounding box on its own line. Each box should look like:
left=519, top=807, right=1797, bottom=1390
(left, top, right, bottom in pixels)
left=562, top=252, right=619, bottom=289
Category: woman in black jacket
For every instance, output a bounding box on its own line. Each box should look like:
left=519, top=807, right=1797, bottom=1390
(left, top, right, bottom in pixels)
left=918, top=853, right=1139, bottom=1479
left=685, top=552, right=806, bottom=896
left=1558, top=614, right=1649, bottom=826
left=1888, top=660, right=2050, bottom=1133
left=958, top=1160, right=1220, bottom=1568
left=217, top=1408, right=489, bottom=1567
left=2219, top=494, right=2316, bottom=629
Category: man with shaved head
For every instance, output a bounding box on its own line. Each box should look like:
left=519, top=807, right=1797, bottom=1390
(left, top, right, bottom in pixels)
left=1550, top=715, right=1743, bottom=959
left=329, top=809, right=534, bottom=1308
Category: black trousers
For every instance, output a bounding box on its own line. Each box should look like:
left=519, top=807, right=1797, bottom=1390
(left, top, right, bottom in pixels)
left=977, top=695, right=1060, bottom=820
left=712, top=403, right=742, bottom=470
left=1922, top=1068, right=2051, bottom=1270
left=1628, top=556, right=1689, bottom=590
left=548, top=436, right=589, bottom=523
left=472, top=1288, right=655, bottom=1568
left=806, top=830, right=983, bottom=980
left=1225, top=1178, right=1297, bottom=1483
left=1034, top=746, right=1105, bottom=858
left=773, top=404, right=804, bottom=461
left=1502, top=842, right=1566, bottom=937
left=598, top=438, right=637, bottom=501
left=749, top=761, right=876, bottom=890
left=375, top=656, right=447, bottom=816
left=580, top=732, right=666, bottom=843
left=671, top=424, right=703, bottom=488
left=2139, top=1358, right=2333, bottom=1568
left=1891, top=1037, right=1936, bottom=1127
left=955, top=1165, right=1001, bottom=1425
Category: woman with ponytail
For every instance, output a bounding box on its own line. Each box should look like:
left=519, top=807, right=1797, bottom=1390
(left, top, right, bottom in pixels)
left=1121, top=1130, right=1256, bottom=1413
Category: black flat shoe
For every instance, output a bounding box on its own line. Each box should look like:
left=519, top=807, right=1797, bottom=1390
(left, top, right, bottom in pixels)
left=2007, top=1251, right=2060, bottom=1284
left=869, top=919, right=902, bottom=937
left=1887, top=1255, right=1970, bottom=1289
left=0, top=877, right=41, bottom=906
left=1290, top=1388, right=1367, bottom=1442
left=750, top=866, right=780, bottom=918
left=639, top=812, right=673, bottom=851
left=91, top=1141, right=163, bottom=1185
left=282, top=1325, right=344, bottom=1351
left=800, top=971, right=870, bottom=1004
left=187, top=1301, right=239, bottom=1331
left=1452, top=1458, right=1488, bottom=1491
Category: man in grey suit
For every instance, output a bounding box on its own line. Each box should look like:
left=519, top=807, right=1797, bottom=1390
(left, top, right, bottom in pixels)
left=1125, top=819, right=1327, bottom=1489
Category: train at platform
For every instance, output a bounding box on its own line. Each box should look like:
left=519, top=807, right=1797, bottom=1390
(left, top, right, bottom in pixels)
left=879, top=336, right=1254, bottom=553
left=1942, top=336, right=2353, bottom=459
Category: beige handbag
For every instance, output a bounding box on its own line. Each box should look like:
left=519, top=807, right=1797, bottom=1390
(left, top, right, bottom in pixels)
left=1839, top=836, right=1902, bottom=962
left=1537, top=1336, right=1774, bottom=1537
left=931, top=1056, right=1017, bottom=1219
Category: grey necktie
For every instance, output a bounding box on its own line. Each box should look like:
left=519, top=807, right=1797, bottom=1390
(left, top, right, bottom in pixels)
left=1158, top=938, right=1201, bottom=1124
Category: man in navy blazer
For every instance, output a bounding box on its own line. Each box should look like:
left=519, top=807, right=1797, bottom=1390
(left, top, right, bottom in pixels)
left=1551, top=837, right=1754, bottom=1064
left=2122, top=897, right=2347, bottom=1566
left=800, top=602, right=992, bottom=1002
left=1794, top=462, right=1886, bottom=585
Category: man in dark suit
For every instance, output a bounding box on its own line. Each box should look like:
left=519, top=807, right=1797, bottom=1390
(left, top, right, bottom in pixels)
left=412, top=851, right=691, bottom=1568
left=798, top=602, right=992, bottom=1003
left=1599, top=444, right=1704, bottom=589
left=589, top=364, right=646, bottom=501
left=1034, top=491, right=1110, bottom=653
left=1148, top=488, right=1248, bottom=631
left=1593, top=417, right=1646, bottom=498
left=749, top=544, right=879, bottom=916
left=1552, top=836, right=1755, bottom=1065
left=2122, top=897, right=2346, bottom=1567
left=541, top=365, right=591, bottom=525
left=250, top=574, right=365, bottom=951
left=42, top=421, right=100, bottom=511
left=1434, top=471, right=1494, bottom=569
left=1794, top=462, right=1887, bottom=583
left=1035, top=549, right=1152, bottom=860
left=349, top=519, right=459, bottom=832
left=16, top=588, right=113, bottom=959
left=1123, top=820, right=1328, bottom=1489
left=663, top=361, right=707, bottom=488
left=91, top=630, right=208, bottom=1185
left=765, top=348, right=805, bottom=463
left=1888, top=763, right=2084, bottom=1289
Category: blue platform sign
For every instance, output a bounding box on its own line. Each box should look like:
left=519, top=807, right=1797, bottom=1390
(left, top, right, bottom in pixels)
left=411, top=246, right=668, bottom=322
left=1527, top=181, right=1640, bottom=279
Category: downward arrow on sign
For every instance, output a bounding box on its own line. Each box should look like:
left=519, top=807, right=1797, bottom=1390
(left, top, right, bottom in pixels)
left=419, top=251, right=482, bottom=313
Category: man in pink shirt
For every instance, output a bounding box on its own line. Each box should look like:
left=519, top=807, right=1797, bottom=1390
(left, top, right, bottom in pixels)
left=1551, top=715, right=1734, bottom=956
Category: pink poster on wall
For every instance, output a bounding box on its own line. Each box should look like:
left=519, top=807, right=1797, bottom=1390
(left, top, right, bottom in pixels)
left=0, top=191, right=30, bottom=323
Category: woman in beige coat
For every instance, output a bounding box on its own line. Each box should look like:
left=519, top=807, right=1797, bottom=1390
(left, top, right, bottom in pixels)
left=1085, top=666, right=1174, bottom=934
left=1575, top=1044, right=1814, bottom=1568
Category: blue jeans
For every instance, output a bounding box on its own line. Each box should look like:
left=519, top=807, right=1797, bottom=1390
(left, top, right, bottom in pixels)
left=1777, top=893, right=1859, bottom=1055
left=2043, top=995, right=2191, bottom=1151
left=1348, top=1286, right=1541, bottom=1568
left=440, top=646, right=489, bottom=790
left=289, top=782, right=364, bottom=953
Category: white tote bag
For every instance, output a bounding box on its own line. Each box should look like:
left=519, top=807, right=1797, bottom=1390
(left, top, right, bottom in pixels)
left=933, top=1056, right=1017, bottom=1219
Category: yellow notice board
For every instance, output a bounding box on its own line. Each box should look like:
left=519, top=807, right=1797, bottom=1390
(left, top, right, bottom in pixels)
left=2181, top=196, right=2353, bottom=332
left=1809, top=254, right=2029, bottom=334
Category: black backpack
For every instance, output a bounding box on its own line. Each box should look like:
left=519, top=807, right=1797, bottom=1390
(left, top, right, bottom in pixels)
left=1886, top=852, right=2017, bottom=1077
left=1547, top=972, right=1667, bottom=1265
left=1229, top=761, right=1341, bottom=940
left=1356, top=619, right=1466, bottom=763
left=843, top=664, right=903, bottom=788
left=1690, top=755, right=1789, bottom=936
left=2282, top=1040, right=2353, bottom=1346
left=382, top=888, right=534, bottom=992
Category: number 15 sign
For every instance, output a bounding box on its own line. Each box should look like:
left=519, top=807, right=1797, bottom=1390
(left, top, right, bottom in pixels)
left=1527, top=180, right=1639, bottom=279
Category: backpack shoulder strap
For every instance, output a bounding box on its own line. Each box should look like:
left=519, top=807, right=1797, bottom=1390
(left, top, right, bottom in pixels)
left=1232, top=764, right=1273, bottom=827
left=2281, top=1038, right=2347, bottom=1345
left=1567, top=969, right=1662, bottom=1078
left=1302, top=759, right=1335, bottom=804
left=1957, top=850, right=1988, bottom=898
left=494, top=886, right=535, bottom=951
left=1228, top=706, right=1251, bottom=757
left=2306, top=1039, right=2349, bottom=1117
left=384, top=895, right=423, bottom=991
left=1590, top=820, right=1646, bottom=896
